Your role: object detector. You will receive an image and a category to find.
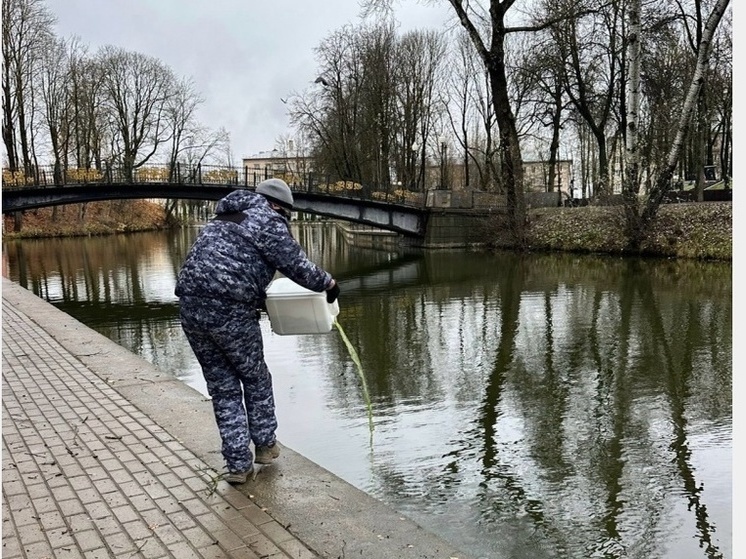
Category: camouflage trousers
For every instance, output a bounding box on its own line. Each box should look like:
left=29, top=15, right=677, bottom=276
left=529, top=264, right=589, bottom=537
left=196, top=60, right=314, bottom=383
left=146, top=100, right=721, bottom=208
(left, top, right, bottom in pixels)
left=178, top=296, right=277, bottom=473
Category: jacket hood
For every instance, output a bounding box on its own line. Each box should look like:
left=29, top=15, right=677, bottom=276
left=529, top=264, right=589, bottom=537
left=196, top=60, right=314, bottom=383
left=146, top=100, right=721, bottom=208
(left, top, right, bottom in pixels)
left=215, top=190, right=265, bottom=214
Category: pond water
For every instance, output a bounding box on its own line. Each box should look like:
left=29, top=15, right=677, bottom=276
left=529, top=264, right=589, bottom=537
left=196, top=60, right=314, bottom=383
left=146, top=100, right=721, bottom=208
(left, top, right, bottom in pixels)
left=2, top=223, right=732, bottom=559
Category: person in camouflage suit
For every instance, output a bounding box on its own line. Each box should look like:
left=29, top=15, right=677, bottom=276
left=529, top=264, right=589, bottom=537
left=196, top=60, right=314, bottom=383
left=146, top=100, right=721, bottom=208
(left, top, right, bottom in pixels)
left=175, top=179, right=340, bottom=484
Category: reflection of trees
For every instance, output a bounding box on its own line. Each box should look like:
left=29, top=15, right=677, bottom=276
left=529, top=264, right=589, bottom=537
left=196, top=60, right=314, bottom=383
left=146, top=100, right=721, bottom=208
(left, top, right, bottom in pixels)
left=585, top=266, right=633, bottom=557
left=425, top=256, right=729, bottom=558
left=635, top=272, right=725, bottom=559
left=310, top=248, right=731, bottom=558
left=317, top=250, right=525, bottom=411
left=167, top=225, right=201, bottom=281
left=491, top=259, right=728, bottom=558
left=334, top=282, right=440, bottom=406
left=5, top=234, right=170, bottom=304
left=472, top=257, right=565, bottom=551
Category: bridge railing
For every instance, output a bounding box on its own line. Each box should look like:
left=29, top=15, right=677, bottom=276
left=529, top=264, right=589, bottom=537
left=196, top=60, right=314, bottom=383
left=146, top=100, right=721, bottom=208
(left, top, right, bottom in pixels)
left=2, top=163, right=430, bottom=208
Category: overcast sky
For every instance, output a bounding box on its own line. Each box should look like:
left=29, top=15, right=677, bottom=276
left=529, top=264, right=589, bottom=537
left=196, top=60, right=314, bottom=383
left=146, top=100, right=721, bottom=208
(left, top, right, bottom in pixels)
left=44, top=0, right=453, bottom=161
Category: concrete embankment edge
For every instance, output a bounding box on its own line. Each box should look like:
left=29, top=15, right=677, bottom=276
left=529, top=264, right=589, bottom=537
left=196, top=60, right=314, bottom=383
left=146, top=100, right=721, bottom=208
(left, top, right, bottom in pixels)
left=2, top=278, right=476, bottom=559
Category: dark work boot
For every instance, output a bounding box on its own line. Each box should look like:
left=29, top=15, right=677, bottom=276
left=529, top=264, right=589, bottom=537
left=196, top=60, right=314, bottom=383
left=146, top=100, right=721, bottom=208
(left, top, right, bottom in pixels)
left=255, top=441, right=281, bottom=464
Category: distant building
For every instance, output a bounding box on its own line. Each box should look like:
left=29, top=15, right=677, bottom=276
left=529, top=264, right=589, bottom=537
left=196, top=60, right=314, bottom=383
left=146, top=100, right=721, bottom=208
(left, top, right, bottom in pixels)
left=523, top=159, right=574, bottom=197
left=241, top=140, right=312, bottom=186
left=434, top=158, right=573, bottom=198
left=243, top=145, right=573, bottom=197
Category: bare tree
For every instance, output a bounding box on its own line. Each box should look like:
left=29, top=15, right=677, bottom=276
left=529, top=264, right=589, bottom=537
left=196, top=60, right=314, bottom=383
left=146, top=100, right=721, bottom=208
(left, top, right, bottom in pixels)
left=514, top=31, right=570, bottom=194
left=393, top=29, right=445, bottom=191
left=288, top=89, right=333, bottom=175
left=67, top=38, right=107, bottom=169
left=447, top=0, right=528, bottom=239
left=1, top=0, right=18, bottom=169
left=292, top=21, right=448, bottom=197
left=675, top=0, right=717, bottom=201
left=363, top=0, right=538, bottom=243
left=443, top=34, right=479, bottom=190
left=2, top=0, right=56, bottom=173
left=310, top=24, right=366, bottom=182
left=3, top=3, right=227, bottom=199
left=548, top=0, right=623, bottom=198
left=98, top=46, right=175, bottom=181
left=359, top=22, right=398, bottom=190
left=708, top=30, right=731, bottom=185
left=164, top=76, right=204, bottom=179
left=37, top=35, right=70, bottom=183
left=443, top=30, right=511, bottom=192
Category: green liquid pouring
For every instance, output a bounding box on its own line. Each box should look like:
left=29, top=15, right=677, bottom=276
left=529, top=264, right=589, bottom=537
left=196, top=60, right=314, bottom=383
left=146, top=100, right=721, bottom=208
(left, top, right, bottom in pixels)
left=333, top=318, right=374, bottom=441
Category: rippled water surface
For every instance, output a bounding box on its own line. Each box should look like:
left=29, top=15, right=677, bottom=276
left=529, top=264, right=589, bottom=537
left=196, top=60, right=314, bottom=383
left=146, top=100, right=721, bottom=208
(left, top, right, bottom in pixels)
left=3, top=223, right=732, bottom=559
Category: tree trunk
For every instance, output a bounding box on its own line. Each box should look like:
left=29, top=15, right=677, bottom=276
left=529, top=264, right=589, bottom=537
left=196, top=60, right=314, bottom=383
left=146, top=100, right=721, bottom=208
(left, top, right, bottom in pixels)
left=2, top=78, right=17, bottom=171
left=694, top=88, right=707, bottom=202
left=623, top=0, right=642, bottom=243
left=14, top=66, right=32, bottom=175
left=488, top=60, right=525, bottom=243
left=629, top=0, right=731, bottom=250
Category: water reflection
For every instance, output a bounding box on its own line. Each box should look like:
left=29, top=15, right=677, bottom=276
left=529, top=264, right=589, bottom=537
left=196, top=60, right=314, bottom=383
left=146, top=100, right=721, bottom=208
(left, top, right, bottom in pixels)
left=2, top=225, right=732, bottom=559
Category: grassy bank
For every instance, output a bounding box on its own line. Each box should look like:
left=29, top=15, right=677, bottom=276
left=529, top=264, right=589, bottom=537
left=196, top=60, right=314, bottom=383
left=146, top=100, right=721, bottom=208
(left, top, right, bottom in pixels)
left=486, top=202, right=731, bottom=261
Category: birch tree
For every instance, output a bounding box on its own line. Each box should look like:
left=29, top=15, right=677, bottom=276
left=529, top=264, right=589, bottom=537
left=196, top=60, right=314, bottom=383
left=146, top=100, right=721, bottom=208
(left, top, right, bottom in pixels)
left=625, top=0, right=731, bottom=250
left=622, top=0, right=641, bottom=233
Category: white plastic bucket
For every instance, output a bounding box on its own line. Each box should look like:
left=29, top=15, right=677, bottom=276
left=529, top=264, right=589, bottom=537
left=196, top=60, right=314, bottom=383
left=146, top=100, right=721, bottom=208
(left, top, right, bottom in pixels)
left=265, top=277, right=339, bottom=335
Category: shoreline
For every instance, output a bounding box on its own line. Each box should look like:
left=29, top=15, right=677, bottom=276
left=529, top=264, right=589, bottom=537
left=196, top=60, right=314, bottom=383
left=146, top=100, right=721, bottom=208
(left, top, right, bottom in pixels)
left=3, top=201, right=732, bottom=261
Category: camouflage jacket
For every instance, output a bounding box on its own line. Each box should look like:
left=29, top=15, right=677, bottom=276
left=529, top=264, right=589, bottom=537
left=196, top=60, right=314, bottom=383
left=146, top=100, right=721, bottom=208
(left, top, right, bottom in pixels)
left=175, top=190, right=331, bottom=304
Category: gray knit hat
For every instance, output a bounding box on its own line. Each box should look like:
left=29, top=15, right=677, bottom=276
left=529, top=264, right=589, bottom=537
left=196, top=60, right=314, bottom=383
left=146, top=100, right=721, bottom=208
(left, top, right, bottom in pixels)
left=256, top=178, right=294, bottom=210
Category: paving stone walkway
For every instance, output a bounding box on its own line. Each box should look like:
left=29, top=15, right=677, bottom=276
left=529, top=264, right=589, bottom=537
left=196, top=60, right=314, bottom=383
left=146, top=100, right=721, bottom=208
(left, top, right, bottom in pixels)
left=2, top=290, right=317, bottom=559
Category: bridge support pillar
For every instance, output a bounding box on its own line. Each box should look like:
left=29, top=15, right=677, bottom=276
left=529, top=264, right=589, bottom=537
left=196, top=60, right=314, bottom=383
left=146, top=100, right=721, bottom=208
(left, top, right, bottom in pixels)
left=338, top=211, right=503, bottom=249
left=414, top=211, right=500, bottom=248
